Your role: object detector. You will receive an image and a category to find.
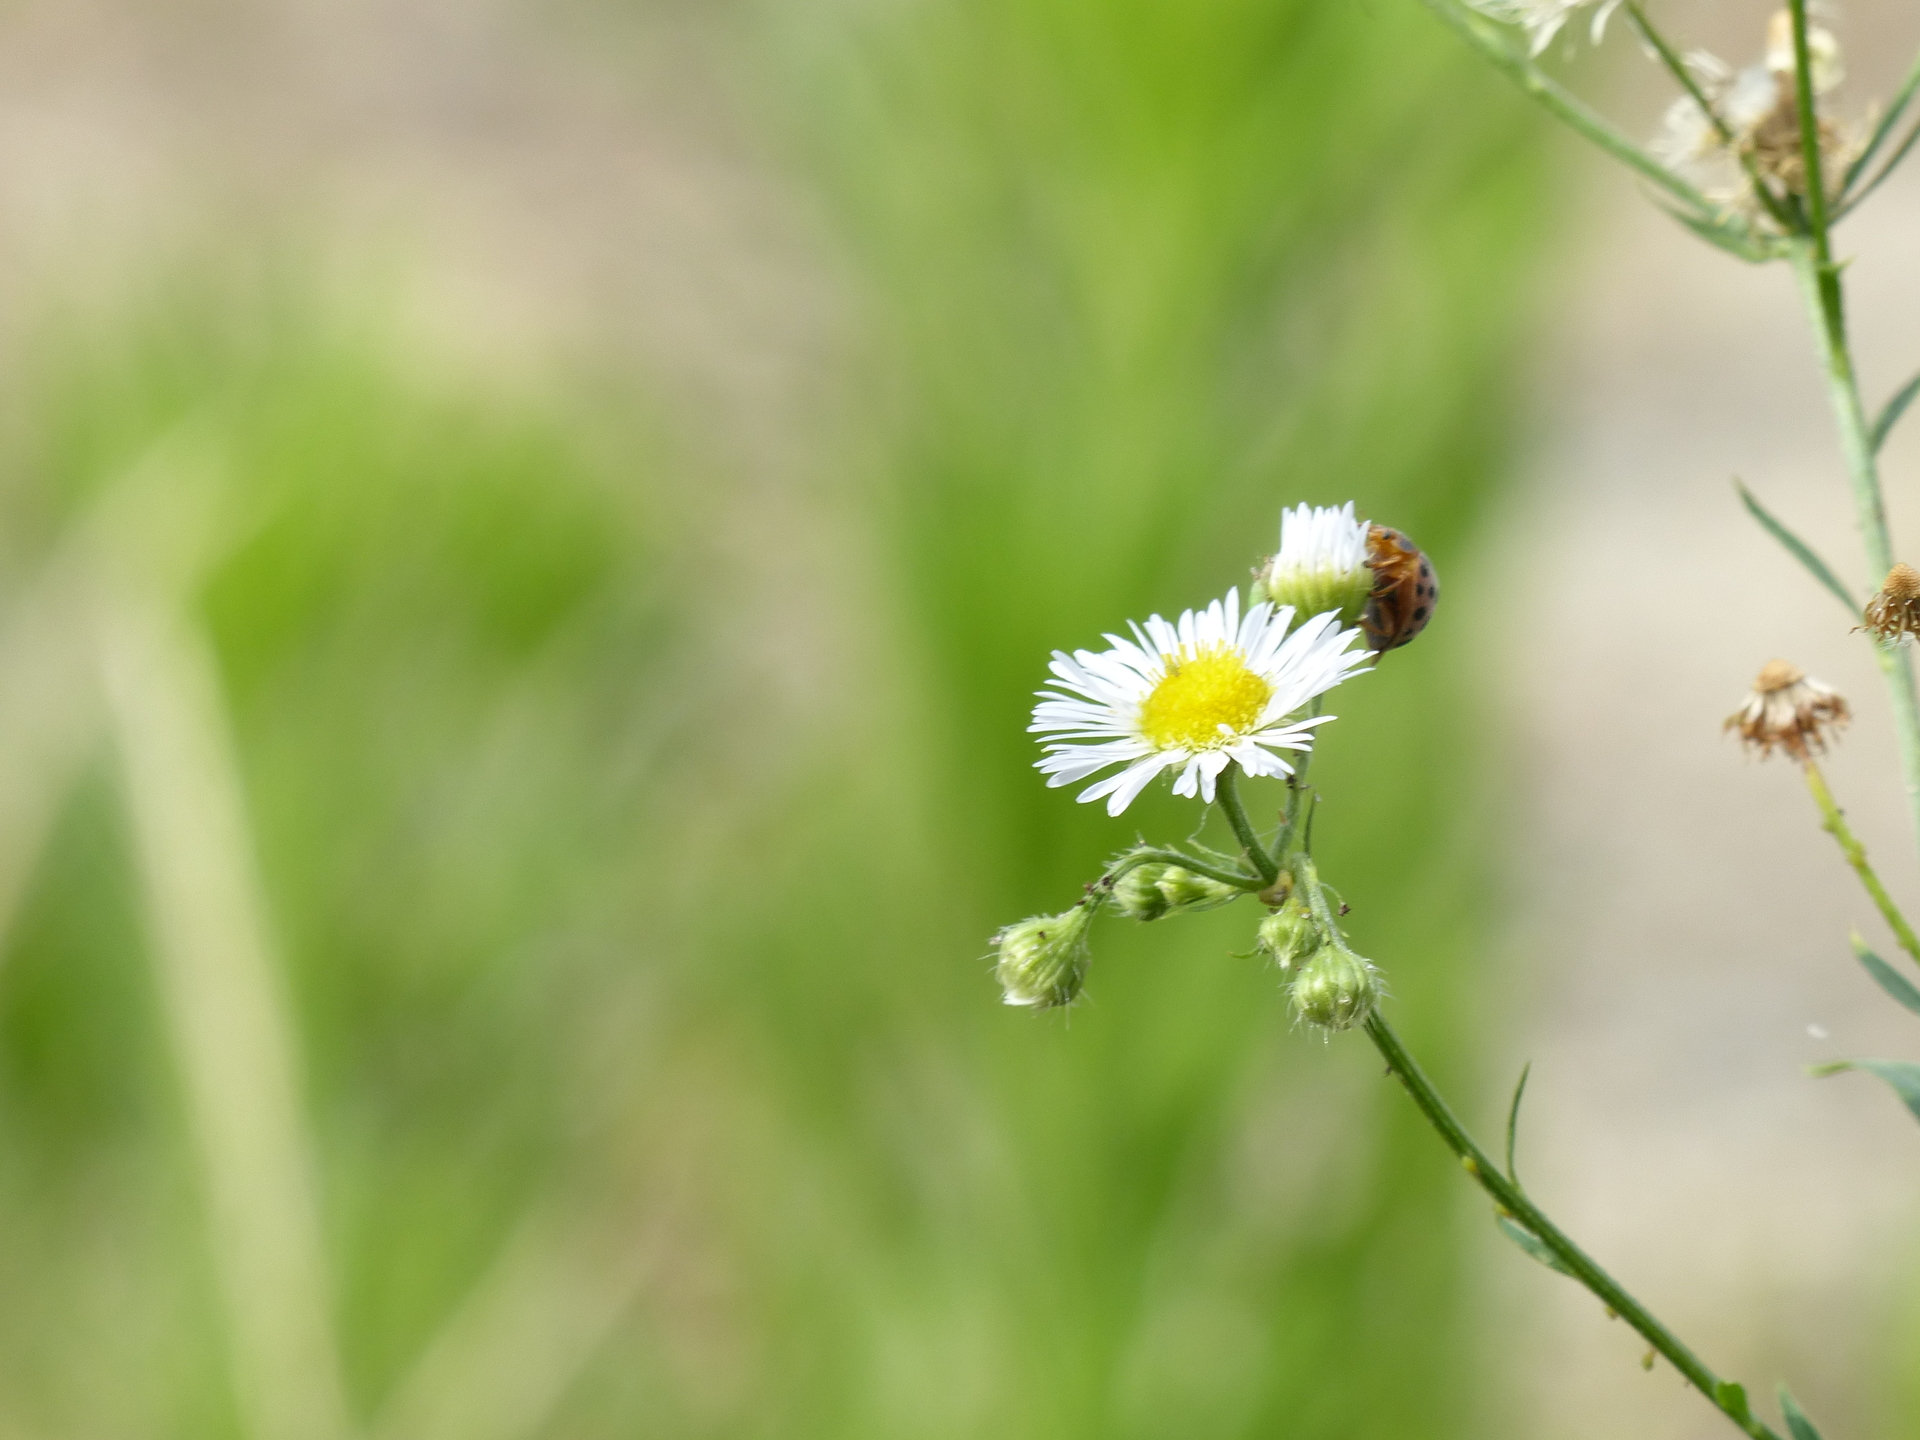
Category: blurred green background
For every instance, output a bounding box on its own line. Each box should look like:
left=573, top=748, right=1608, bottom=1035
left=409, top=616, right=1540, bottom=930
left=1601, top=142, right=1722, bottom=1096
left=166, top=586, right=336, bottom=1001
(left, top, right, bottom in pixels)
left=0, top=0, right=1542, bottom=1436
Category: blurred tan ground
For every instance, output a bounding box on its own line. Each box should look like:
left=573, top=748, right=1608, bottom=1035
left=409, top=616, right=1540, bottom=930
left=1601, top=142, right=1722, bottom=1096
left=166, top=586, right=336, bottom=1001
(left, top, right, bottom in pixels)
left=1491, top=4, right=1920, bottom=1436
left=0, top=0, right=1914, bottom=1436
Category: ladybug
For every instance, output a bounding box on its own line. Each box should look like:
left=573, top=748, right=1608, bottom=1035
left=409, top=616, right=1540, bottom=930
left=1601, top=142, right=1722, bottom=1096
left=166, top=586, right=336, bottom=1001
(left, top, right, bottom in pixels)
left=1361, top=524, right=1438, bottom=653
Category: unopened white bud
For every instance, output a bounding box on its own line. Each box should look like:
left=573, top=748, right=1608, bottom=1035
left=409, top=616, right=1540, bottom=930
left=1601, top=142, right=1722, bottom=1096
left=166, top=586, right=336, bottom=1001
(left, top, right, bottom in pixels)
left=1258, top=502, right=1373, bottom=626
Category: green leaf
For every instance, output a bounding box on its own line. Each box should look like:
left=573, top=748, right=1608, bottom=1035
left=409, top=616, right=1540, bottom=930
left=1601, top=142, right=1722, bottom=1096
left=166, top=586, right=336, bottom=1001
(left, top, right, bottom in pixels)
left=1851, top=932, right=1920, bottom=1016
left=1655, top=201, right=1782, bottom=263
left=1778, top=1385, right=1824, bottom=1440
left=1504, top=1061, right=1531, bottom=1184
left=1713, top=1381, right=1752, bottom=1422
left=1495, top=1215, right=1574, bottom=1277
left=1736, top=480, right=1859, bottom=615
left=1872, top=370, right=1920, bottom=454
left=1812, top=1058, right=1920, bottom=1123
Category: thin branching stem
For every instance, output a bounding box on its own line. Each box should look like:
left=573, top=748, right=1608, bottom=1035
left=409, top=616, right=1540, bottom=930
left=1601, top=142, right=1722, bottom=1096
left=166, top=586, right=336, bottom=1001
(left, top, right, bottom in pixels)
left=1215, top=765, right=1278, bottom=885
left=1786, top=236, right=1920, bottom=853
left=1215, top=726, right=1781, bottom=1438
left=1361, top=1012, right=1785, bottom=1440
left=1106, top=846, right=1265, bottom=891
left=1412, top=0, right=1725, bottom=218
left=1804, top=760, right=1920, bottom=966
left=1768, top=4, right=1920, bottom=852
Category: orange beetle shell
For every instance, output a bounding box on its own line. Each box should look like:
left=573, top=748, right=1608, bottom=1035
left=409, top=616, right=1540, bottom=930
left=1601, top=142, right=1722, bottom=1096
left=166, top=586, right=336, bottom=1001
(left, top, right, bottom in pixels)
left=1361, top=524, right=1438, bottom=653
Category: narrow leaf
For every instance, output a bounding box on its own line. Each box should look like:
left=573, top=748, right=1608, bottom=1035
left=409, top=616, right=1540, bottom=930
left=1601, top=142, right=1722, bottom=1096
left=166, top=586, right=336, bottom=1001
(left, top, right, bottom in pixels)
left=1655, top=201, right=1780, bottom=263
left=1495, top=1216, right=1574, bottom=1277
left=1872, top=371, right=1920, bottom=454
left=1714, top=1382, right=1752, bottom=1422
left=1778, top=1385, right=1825, bottom=1440
left=1812, top=1058, right=1920, bottom=1123
left=1843, top=47, right=1920, bottom=193
left=1852, top=932, right=1920, bottom=1016
left=1504, top=1062, right=1531, bottom=1184
left=1839, top=117, right=1920, bottom=221
left=1736, top=480, right=1858, bottom=615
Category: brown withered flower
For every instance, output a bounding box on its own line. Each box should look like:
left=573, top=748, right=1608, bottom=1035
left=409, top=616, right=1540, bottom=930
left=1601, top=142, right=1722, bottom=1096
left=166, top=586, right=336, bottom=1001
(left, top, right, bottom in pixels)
left=1862, top=563, right=1920, bottom=644
left=1725, top=659, right=1850, bottom=761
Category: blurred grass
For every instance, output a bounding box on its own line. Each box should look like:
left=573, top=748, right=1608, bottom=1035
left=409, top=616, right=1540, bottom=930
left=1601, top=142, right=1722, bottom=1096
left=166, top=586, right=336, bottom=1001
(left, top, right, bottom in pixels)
left=0, top=1, right=1539, bottom=1437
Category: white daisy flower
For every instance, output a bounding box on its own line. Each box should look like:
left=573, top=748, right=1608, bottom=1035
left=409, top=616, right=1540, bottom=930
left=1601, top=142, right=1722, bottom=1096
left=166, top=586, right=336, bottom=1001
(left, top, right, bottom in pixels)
left=1030, top=589, right=1370, bottom=817
left=1259, top=501, right=1373, bottom=625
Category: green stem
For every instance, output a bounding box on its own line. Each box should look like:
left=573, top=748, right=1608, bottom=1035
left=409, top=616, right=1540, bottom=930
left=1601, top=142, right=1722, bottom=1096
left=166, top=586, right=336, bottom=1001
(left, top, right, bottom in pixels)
left=1413, top=0, right=1726, bottom=219
left=1215, top=765, right=1278, bottom=885
left=1780, top=2, right=1920, bottom=851
left=1277, top=697, right=1327, bottom=864
left=1106, top=847, right=1265, bottom=892
left=1361, top=1011, right=1785, bottom=1440
left=1805, top=760, right=1920, bottom=966
left=1785, top=0, right=1833, bottom=253
left=1786, top=241, right=1920, bottom=857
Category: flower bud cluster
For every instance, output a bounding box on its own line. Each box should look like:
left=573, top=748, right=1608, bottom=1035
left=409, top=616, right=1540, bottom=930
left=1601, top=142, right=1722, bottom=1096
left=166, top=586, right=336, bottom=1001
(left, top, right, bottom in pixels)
left=1257, top=893, right=1381, bottom=1031
left=1001, top=495, right=1432, bottom=1019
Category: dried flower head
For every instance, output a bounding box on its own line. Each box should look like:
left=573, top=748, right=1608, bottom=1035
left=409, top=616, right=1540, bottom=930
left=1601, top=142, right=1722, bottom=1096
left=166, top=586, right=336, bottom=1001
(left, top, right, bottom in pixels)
left=1724, top=659, right=1850, bottom=760
left=1650, top=10, right=1857, bottom=216
left=1862, top=563, right=1920, bottom=644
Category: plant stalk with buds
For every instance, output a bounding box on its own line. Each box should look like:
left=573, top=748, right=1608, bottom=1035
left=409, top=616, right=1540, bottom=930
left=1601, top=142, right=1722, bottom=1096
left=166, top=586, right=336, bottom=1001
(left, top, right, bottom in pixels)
left=993, top=6, right=1920, bottom=1437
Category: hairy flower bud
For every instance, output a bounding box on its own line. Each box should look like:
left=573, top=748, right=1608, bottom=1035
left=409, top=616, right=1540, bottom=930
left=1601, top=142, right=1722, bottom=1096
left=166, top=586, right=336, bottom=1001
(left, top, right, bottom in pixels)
left=1256, top=898, right=1319, bottom=970
left=1112, top=866, right=1171, bottom=921
left=1113, top=863, right=1243, bottom=922
left=994, top=904, right=1095, bottom=1010
left=1157, top=866, right=1240, bottom=913
left=1288, top=944, right=1381, bottom=1031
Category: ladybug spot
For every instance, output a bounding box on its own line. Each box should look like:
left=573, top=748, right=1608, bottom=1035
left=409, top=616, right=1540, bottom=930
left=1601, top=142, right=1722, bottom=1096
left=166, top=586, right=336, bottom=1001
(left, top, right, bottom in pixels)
left=1412, top=606, right=1428, bottom=621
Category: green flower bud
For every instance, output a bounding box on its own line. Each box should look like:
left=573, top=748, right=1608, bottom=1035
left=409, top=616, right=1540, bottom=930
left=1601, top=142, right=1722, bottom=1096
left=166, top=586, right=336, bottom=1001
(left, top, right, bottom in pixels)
left=1256, top=898, right=1319, bottom=970
left=1288, top=944, right=1381, bottom=1031
left=1112, top=863, right=1242, bottom=922
left=994, top=904, right=1095, bottom=1010
left=1156, top=866, right=1241, bottom=912
left=1112, top=866, right=1172, bottom=921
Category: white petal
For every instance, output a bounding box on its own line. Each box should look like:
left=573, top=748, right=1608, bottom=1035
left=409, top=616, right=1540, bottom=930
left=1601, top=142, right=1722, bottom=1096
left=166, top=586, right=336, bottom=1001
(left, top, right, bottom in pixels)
left=1194, top=750, right=1233, bottom=802
left=1078, top=753, right=1176, bottom=814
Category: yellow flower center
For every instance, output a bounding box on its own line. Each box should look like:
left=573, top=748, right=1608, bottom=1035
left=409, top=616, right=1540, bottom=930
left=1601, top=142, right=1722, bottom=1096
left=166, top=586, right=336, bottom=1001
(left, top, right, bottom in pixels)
left=1139, top=646, right=1272, bottom=750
